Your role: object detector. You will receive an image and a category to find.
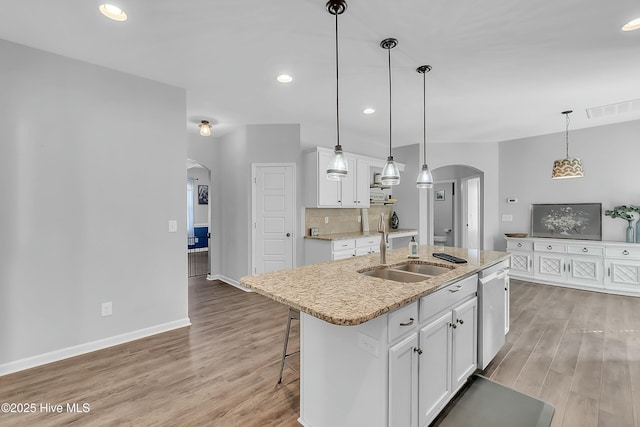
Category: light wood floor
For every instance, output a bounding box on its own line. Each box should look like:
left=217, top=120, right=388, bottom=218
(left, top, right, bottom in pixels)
left=2, top=277, right=640, bottom=426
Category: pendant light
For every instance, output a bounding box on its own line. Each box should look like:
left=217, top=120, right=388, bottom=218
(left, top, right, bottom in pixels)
left=552, top=110, right=584, bottom=179
left=380, top=38, right=400, bottom=185
left=325, top=0, right=349, bottom=181
left=199, top=120, right=212, bottom=137
left=416, top=65, right=434, bottom=189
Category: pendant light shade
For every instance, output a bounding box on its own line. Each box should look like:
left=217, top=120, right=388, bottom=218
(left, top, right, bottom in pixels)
left=552, top=110, right=584, bottom=179
left=199, top=120, right=212, bottom=137
left=416, top=65, right=433, bottom=189
left=380, top=38, right=400, bottom=186
left=326, top=0, right=349, bottom=181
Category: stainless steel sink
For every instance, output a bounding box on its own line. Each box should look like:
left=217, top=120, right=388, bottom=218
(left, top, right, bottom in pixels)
left=360, top=268, right=431, bottom=283
left=391, top=262, right=452, bottom=276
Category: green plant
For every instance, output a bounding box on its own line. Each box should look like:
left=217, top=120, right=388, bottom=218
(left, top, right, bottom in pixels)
left=604, top=205, right=638, bottom=222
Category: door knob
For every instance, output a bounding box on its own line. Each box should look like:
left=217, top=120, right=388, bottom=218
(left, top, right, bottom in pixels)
left=286, top=233, right=291, bottom=237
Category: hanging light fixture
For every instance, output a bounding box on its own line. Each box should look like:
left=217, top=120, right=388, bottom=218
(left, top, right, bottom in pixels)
left=416, top=65, right=434, bottom=189
left=199, top=120, right=212, bottom=137
left=325, top=0, right=349, bottom=181
left=552, top=110, right=584, bottom=179
left=380, top=38, right=400, bottom=185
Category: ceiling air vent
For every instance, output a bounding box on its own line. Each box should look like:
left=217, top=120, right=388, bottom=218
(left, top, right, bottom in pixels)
left=586, top=99, right=640, bottom=119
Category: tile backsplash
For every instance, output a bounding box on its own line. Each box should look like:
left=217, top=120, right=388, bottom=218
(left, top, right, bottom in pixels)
left=306, top=206, right=393, bottom=236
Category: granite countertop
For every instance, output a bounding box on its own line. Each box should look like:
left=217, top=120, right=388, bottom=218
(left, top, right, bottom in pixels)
left=305, top=228, right=418, bottom=241
left=240, top=246, right=510, bottom=326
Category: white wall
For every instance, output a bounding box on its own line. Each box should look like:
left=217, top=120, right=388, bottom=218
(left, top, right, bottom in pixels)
left=216, top=124, right=303, bottom=284
left=0, top=40, right=188, bottom=371
left=427, top=142, right=500, bottom=249
left=498, top=119, right=640, bottom=249
left=392, top=144, right=421, bottom=238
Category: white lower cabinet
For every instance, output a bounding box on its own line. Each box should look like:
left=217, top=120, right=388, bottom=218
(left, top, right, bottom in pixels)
left=389, top=333, right=419, bottom=427
left=605, top=258, right=640, bottom=291
left=389, top=284, right=478, bottom=427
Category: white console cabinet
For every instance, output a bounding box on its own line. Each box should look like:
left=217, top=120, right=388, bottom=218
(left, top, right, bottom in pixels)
left=507, top=237, right=640, bottom=295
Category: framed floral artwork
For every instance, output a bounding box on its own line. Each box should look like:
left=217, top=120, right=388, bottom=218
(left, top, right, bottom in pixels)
left=531, top=203, right=602, bottom=240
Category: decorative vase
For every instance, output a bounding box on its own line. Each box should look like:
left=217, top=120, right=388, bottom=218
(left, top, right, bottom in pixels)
left=391, top=211, right=399, bottom=229
left=626, top=220, right=635, bottom=243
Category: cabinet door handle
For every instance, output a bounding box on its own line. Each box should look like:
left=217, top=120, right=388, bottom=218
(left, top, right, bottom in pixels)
left=517, top=243, right=523, bottom=248
left=567, top=264, right=571, bottom=273
left=563, top=263, right=566, bottom=272
left=529, top=259, right=533, bottom=268
left=457, top=318, right=464, bottom=325
left=400, top=318, right=415, bottom=327
left=414, top=347, right=423, bottom=355
left=547, top=245, right=553, bottom=250
left=449, top=285, right=463, bottom=293
left=608, top=267, right=611, bottom=277
left=451, top=323, right=457, bottom=329
left=623, top=250, right=630, bottom=255
left=582, top=247, right=588, bottom=253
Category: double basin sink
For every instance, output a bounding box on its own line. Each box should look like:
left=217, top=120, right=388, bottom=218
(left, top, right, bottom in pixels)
left=359, top=261, right=454, bottom=283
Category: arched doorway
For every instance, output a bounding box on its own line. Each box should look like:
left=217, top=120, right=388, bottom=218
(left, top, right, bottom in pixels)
left=431, top=165, right=484, bottom=249
left=187, top=159, right=211, bottom=276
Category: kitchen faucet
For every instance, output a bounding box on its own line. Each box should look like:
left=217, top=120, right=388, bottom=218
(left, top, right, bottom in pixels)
left=378, top=213, right=388, bottom=264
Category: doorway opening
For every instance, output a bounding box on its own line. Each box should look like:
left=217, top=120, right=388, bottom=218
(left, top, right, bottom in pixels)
left=431, top=165, right=484, bottom=249
left=187, top=160, right=211, bottom=277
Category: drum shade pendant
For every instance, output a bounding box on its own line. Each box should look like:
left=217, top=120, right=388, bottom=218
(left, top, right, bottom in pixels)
left=416, top=65, right=434, bottom=189
left=552, top=110, right=584, bottom=179
left=326, top=0, right=349, bottom=181
left=380, top=38, right=400, bottom=185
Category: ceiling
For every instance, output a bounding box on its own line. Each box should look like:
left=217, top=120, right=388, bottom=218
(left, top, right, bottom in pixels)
left=2, top=0, right=640, bottom=151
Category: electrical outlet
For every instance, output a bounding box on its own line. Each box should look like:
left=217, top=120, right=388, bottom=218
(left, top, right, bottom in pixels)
left=168, top=220, right=177, bottom=233
left=502, top=214, right=513, bottom=222
left=358, top=332, right=379, bottom=358
left=101, top=302, right=113, bottom=317
left=324, top=216, right=329, bottom=224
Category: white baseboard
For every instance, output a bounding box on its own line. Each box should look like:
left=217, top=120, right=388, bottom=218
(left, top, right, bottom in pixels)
left=207, top=274, right=253, bottom=292
left=0, top=318, right=191, bottom=377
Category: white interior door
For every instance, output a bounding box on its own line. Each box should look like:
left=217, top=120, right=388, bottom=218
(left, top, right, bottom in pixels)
left=253, top=164, right=295, bottom=274
left=462, top=176, right=481, bottom=249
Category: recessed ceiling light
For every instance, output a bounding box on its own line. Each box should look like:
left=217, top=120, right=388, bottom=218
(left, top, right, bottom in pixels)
left=99, top=4, right=128, bottom=22
left=362, top=108, right=376, bottom=115
left=276, top=74, right=293, bottom=83
left=622, top=17, right=640, bottom=31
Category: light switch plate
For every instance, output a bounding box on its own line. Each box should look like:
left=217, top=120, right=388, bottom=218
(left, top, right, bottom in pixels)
left=358, top=332, right=379, bottom=358
left=502, top=214, right=513, bottom=222
left=168, top=220, right=178, bottom=233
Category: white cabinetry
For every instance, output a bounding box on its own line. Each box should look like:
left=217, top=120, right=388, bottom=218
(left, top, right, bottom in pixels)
left=506, top=237, right=640, bottom=295
left=506, top=239, right=533, bottom=277
left=389, top=274, right=478, bottom=427
left=305, top=235, right=381, bottom=264
left=306, top=148, right=370, bottom=208
left=605, top=246, right=640, bottom=292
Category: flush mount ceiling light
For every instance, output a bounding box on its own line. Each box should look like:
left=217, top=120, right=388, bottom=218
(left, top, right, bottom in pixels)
left=362, top=108, right=376, bottom=115
left=380, top=38, right=400, bottom=186
left=622, top=17, right=640, bottom=31
left=416, top=65, right=434, bottom=189
left=199, top=120, right=212, bottom=137
left=99, top=4, right=127, bottom=21
left=276, top=74, right=293, bottom=83
left=552, top=110, right=584, bottom=179
left=325, top=0, right=349, bottom=181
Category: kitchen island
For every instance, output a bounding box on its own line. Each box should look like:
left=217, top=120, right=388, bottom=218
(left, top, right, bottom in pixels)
left=240, top=246, right=510, bottom=427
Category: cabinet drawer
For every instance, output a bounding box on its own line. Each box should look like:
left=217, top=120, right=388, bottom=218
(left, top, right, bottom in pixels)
left=420, top=274, right=478, bottom=323
left=332, top=239, right=356, bottom=251
left=567, top=244, right=604, bottom=256
left=388, top=301, right=419, bottom=343
left=507, top=240, right=533, bottom=251
left=332, top=249, right=355, bottom=260
left=356, top=236, right=381, bottom=248
left=534, top=242, right=567, bottom=253
left=606, top=246, right=640, bottom=260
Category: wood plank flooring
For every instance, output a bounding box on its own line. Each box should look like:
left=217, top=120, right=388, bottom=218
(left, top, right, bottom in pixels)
left=2, top=276, right=640, bottom=426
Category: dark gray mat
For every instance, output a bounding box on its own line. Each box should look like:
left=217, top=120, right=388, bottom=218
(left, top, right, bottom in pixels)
left=432, top=375, right=554, bottom=427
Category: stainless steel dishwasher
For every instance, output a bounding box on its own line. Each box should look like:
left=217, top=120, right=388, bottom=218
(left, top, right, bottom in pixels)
left=477, top=260, right=509, bottom=370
